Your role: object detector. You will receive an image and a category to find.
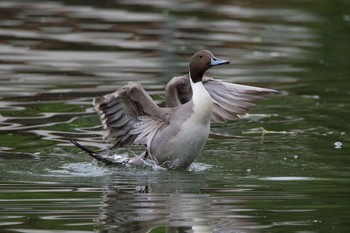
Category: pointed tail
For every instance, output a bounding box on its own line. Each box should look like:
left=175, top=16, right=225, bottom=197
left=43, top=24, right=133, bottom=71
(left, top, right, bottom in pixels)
left=67, top=138, right=120, bottom=165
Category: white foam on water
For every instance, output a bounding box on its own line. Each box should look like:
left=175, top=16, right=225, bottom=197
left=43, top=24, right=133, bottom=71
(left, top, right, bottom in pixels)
left=188, top=162, right=213, bottom=172
left=45, top=162, right=112, bottom=177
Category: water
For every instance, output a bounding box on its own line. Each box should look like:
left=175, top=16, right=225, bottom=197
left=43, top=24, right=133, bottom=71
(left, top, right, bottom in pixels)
left=0, top=0, right=350, bottom=232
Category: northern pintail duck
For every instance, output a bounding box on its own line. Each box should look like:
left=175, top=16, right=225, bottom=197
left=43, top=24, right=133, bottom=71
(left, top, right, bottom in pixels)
left=70, top=50, right=277, bottom=170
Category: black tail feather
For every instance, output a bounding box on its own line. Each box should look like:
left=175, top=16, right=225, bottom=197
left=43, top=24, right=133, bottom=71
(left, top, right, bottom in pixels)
left=68, top=138, right=96, bottom=156
left=67, top=138, right=123, bottom=166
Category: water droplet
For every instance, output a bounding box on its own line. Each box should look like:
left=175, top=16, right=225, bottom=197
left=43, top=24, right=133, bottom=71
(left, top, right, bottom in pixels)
left=294, top=155, right=298, bottom=159
left=247, top=168, right=252, bottom=173
left=334, top=141, right=342, bottom=149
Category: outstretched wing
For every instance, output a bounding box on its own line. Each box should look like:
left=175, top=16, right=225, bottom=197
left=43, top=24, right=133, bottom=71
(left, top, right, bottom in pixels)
left=203, top=77, right=278, bottom=122
left=94, top=81, right=170, bottom=148
left=164, top=75, right=278, bottom=123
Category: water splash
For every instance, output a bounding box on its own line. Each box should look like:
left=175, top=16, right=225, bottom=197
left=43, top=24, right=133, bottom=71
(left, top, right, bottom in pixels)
left=45, top=162, right=112, bottom=177
left=188, top=162, right=213, bottom=172
left=334, top=141, right=342, bottom=149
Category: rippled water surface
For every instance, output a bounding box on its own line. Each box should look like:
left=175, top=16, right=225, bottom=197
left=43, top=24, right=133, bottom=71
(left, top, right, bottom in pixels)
left=1, top=0, right=350, bottom=232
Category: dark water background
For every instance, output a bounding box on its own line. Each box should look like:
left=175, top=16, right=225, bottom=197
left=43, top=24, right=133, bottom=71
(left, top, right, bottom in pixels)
left=0, top=0, right=350, bottom=232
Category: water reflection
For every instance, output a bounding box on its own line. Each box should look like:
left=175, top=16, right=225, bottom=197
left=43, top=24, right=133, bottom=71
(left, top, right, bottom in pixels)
left=97, top=172, right=260, bottom=233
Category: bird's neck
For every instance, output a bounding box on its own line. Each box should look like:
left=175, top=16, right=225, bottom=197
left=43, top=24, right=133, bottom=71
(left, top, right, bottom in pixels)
left=189, top=66, right=204, bottom=83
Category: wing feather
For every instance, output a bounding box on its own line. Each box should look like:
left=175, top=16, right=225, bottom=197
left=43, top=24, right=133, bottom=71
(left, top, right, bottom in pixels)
left=94, top=82, right=170, bottom=148
left=203, top=77, right=278, bottom=122
left=164, top=75, right=278, bottom=123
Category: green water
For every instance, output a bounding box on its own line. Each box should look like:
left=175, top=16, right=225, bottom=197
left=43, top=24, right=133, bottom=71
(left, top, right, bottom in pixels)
left=0, top=0, right=349, bottom=232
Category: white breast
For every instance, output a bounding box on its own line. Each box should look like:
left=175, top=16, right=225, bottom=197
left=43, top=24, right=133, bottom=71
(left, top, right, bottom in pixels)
left=190, top=80, right=213, bottom=125
left=151, top=79, right=214, bottom=169
left=164, top=80, right=213, bottom=169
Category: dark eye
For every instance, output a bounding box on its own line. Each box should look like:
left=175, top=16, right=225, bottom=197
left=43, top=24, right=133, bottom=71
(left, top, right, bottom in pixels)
left=199, top=55, right=203, bottom=58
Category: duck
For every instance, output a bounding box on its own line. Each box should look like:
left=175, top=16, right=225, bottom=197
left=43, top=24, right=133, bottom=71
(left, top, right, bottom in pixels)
left=69, top=50, right=277, bottom=170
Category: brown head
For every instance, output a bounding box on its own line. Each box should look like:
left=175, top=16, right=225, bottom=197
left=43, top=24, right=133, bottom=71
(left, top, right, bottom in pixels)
left=189, top=50, right=230, bottom=83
